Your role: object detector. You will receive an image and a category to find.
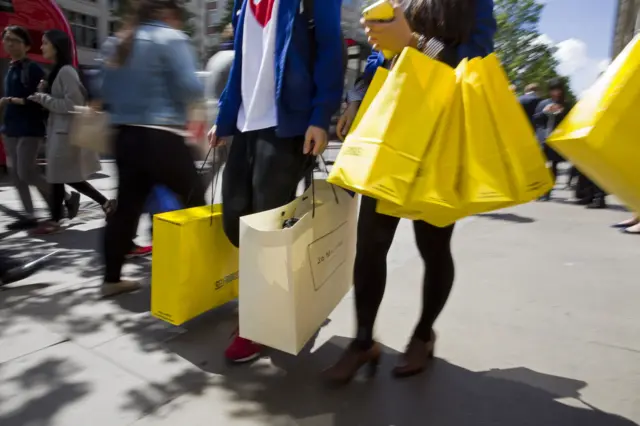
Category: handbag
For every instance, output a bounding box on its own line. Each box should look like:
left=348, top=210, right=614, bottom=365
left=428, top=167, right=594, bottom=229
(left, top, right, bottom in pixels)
left=69, top=106, right=113, bottom=155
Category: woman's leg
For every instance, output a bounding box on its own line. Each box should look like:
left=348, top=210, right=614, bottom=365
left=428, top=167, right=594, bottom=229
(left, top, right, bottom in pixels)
left=4, top=137, right=35, bottom=217
left=50, top=183, right=66, bottom=222
left=104, top=127, right=151, bottom=287
left=143, top=129, right=205, bottom=208
left=411, top=221, right=456, bottom=342
left=353, top=196, right=401, bottom=349
left=323, top=196, right=399, bottom=384
left=67, top=181, right=108, bottom=207
left=104, top=127, right=203, bottom=293
left=550, top=161, right=559, bottom=183
left=391, top=220, right=456, bottom=378
left=16, top=137, right=50, bottom=209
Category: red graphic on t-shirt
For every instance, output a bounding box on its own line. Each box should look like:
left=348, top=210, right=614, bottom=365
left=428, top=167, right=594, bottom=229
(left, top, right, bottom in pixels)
left=249, top=0, right=276, bottom=27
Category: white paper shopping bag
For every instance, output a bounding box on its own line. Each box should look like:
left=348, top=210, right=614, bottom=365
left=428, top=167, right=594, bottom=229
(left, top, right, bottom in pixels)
left=238, top=180, right=358, bottom=355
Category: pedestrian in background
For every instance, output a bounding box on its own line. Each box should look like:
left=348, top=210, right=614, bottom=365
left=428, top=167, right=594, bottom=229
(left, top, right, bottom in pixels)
left=100, top=0, right=205, bottom=297
left=0, top=26, right=80, bottom=229
left=534, top=78, right=572, bottom=201
left=204, top=23, right=235, bottom=174
left=518, top=83, right=542, bottom=127
left=28, top=30, right=112, bottom=235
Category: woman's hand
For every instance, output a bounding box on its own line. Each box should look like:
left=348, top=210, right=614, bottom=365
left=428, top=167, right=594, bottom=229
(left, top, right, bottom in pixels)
left=27, top=94, right=43, bottom=104
left=337, top=102, right=360, bottom=141
left=362, top=3, right=413, bottom=54
left=543, top=103, right=564, bottom=115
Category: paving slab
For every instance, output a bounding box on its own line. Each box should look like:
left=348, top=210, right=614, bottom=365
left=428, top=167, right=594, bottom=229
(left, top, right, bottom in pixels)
left=0, top=342, right=163, bottom=426
left=0, top=166, right=639, bottom=425
left=0, top=316, right=68, bottom=364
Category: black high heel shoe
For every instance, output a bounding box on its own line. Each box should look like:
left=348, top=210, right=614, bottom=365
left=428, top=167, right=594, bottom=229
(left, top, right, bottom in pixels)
left=322, top=342, right=381, bottom=386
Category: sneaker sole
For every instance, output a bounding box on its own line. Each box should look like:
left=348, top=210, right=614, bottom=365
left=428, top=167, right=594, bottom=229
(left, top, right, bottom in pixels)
left=100, top=283, right=141, bottom=298
left=30, top=228, right=63, bottom=236
left=227, top=352, right=262, bottom=364
left=126, top=254, right=151, bottom=259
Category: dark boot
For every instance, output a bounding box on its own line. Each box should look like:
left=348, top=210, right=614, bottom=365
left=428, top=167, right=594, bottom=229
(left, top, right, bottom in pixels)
left=587, top=196, right=607, bottom=209
left=0, top=251, right=58, bottom=286
left=392, top=331, right=436, bottom=378
left=322, top=342, right=381, bottom=386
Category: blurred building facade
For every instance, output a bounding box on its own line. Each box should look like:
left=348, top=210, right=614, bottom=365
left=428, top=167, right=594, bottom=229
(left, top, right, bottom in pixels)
left=613, top=0, right=640, bottom=57
left=54, top=0, right=224, bottom=67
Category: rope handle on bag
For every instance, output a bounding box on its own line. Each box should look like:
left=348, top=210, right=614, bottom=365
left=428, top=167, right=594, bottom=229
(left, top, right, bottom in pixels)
left=207, top=144, right=228, bottom=226
left=308, top=155, right=339, bottom=219
left=187, top=144, right=227, bottom=227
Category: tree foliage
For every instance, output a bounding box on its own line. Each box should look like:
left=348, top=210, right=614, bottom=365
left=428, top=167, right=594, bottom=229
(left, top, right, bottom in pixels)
left=494, top=0, right=576, bottom=103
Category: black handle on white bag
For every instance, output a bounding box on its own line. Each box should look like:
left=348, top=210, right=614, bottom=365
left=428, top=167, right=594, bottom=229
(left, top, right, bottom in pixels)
left=308, top=155, right=339, bottom=219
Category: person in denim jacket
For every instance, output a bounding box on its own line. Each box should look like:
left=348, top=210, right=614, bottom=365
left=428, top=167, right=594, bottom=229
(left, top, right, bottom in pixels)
left=99, top=0, right=205, bottom=298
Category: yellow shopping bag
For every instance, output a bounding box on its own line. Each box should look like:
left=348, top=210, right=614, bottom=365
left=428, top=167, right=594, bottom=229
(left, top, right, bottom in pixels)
left=328, top=47, right=456, bottom=205
left=548, top=35, right=640, bottom=212
left=376, top=60, right=466, bottom=227
left=152, top=205, right=238, bottom=325
left=480, top=54, right=554, bottom=202
left=459, top=57, right=515, bottom=214
left=348, top=68, right=389, bottom=136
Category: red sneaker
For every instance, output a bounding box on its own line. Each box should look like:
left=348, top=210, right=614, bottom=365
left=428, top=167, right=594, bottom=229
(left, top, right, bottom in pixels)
left=127, top=244, right=152, bottom=258
left=30, top=221, right=62, bottom=236
left=225, top=334, right=262, bottom=364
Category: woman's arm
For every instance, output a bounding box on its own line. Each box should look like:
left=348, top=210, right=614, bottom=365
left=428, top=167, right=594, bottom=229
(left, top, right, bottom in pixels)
left=346, top=50, right=386, bottom=103
left=28, top=67, right=85, bottom=114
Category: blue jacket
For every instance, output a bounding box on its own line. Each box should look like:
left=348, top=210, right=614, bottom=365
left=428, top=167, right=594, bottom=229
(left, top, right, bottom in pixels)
left=534, top=98, right=572, bottom=143
left=215, top=0, right=344, bottom=138
left=101, top=22, right=203, bottom=127
left=2, top=60, right=46, bottom=137
left=360, top=0, right=497, bottom=84
left=518, top=92, right=542, bottom=127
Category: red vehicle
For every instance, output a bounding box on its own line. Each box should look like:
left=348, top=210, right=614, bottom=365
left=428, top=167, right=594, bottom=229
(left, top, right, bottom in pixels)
left=0, top=0, right=77, bottom=167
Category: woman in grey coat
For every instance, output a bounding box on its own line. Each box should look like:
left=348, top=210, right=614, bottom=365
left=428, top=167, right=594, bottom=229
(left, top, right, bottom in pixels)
left=28, top=30, right=115, bottom=235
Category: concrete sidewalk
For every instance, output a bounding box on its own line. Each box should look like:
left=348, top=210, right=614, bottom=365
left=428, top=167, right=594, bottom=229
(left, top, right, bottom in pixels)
left=0, top=165, right=639, bottom=426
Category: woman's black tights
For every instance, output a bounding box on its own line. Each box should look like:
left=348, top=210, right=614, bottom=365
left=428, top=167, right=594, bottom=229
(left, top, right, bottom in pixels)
left=354, top=196, right=455, bottom=349
left=51, top=181, right=107, bottom=222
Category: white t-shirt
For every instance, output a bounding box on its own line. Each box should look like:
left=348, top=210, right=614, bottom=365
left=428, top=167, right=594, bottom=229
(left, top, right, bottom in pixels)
left=237, top=0, right=280, bottom=132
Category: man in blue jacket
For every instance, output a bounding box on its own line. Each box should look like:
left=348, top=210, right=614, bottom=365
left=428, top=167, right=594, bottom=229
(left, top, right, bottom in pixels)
left=208, top=0, right=344, bottom=363
left=518, top=83, right=542, bottom=127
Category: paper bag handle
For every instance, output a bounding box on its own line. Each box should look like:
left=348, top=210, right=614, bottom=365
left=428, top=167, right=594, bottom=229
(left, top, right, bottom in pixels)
left=308, top=155, right=339, bottom=219
left=187, top=145, right=227, bottom=226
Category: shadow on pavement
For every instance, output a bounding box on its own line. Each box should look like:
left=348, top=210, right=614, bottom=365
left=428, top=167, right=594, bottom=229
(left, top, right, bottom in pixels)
left=552, top=198, right=630, bottom=213
left=1, top=285, right=639, bottom=426
left=477, top=212, right=536, bottom=224
left=0, top=357, right=90, bottom=426
left=151, top=318, right=638, bottom=426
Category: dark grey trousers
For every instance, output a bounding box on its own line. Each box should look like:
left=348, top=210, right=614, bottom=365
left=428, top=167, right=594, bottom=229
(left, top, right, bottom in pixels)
left=4, top=136, right=49, bottom=216
left=221, top=128, right=315, bottom=247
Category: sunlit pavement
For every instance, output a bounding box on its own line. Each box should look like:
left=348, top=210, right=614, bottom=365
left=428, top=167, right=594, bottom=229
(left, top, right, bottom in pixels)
left=0, top=161, right=639, bottom=426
